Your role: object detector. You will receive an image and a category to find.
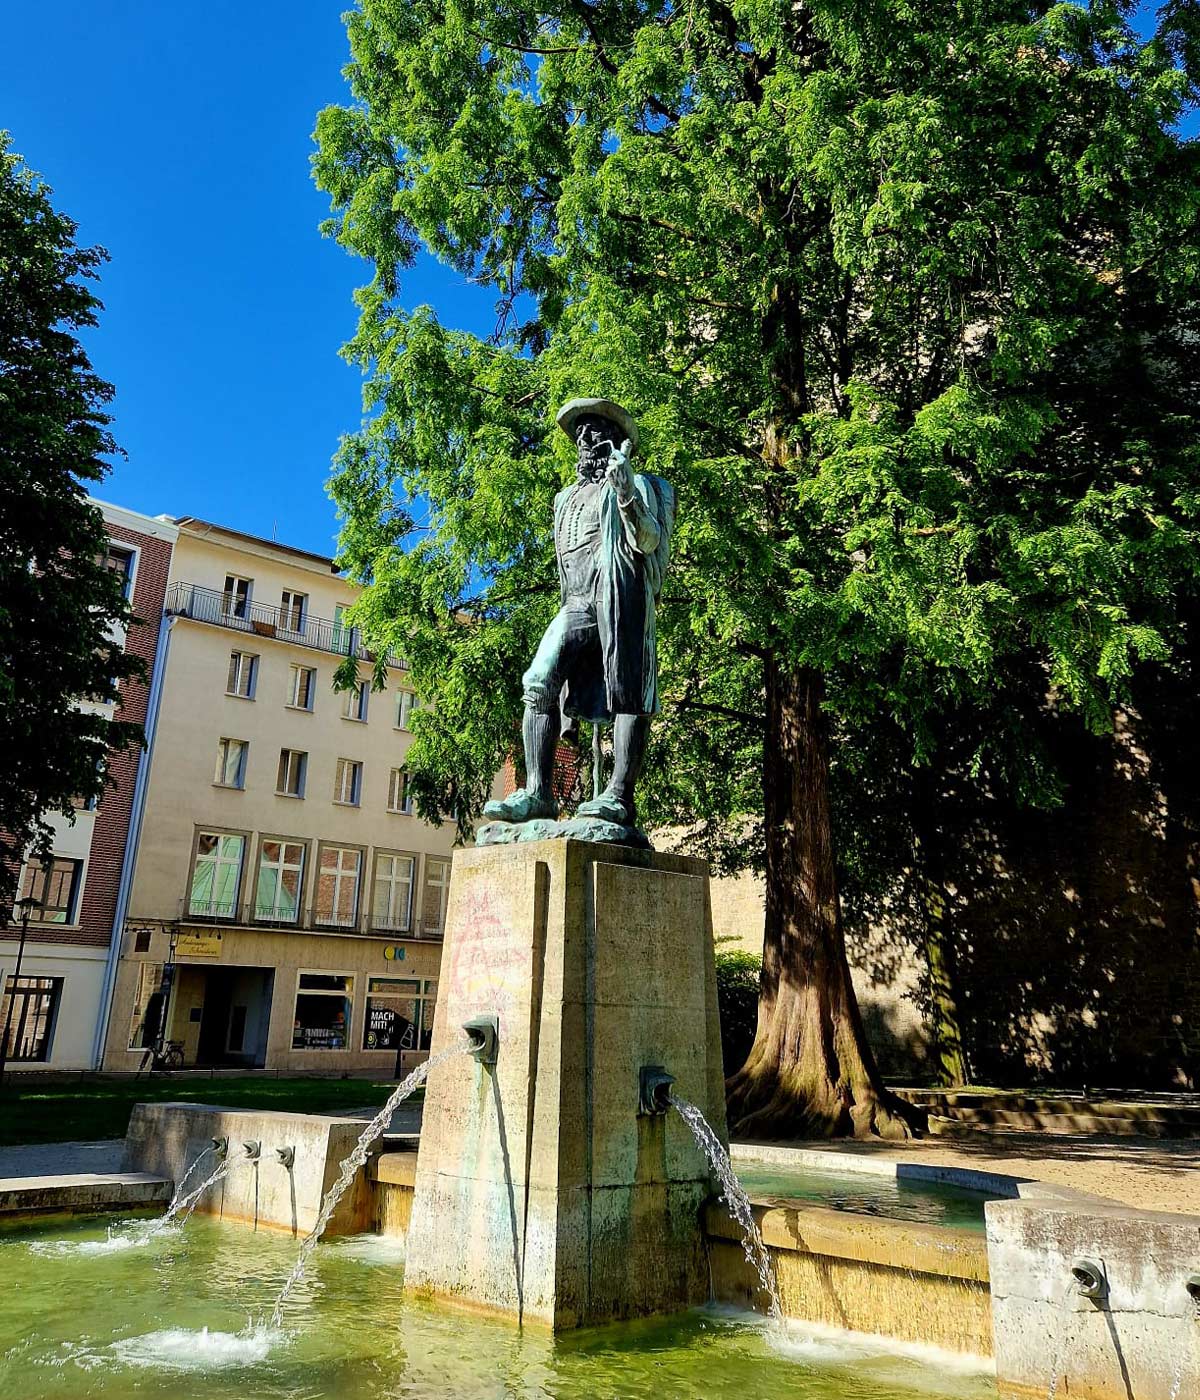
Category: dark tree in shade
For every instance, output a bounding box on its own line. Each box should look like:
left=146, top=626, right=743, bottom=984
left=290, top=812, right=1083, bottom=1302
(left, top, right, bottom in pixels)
left=0, top=134, right=143, bottom=912
left=315, top=3, right=1200, bottom=1137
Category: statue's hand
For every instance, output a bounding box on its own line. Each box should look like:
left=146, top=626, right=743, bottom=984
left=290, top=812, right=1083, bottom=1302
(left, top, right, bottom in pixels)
left=606, top=439, right=634, bottom=498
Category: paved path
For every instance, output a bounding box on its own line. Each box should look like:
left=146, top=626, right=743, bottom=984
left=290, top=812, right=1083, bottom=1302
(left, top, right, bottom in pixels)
left=782, top=1133, right=1200, bottom=1216
left=0, top=1139, right=123, bottom=1180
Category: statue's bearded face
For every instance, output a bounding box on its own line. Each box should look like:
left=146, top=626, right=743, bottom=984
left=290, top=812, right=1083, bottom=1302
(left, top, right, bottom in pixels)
left=574, top=415, right=617, bottom=482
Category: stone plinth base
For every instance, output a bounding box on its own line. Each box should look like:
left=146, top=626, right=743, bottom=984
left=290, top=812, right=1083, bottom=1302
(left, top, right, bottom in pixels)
left=476, top=817, right=650, bottom=849
left=404, top=839, right=727, bottom=1329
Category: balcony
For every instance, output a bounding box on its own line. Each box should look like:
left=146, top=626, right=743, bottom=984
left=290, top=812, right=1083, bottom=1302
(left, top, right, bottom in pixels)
left=165, top=582, right=407, bottom=669
left=182, top=897, right=443, bottom=941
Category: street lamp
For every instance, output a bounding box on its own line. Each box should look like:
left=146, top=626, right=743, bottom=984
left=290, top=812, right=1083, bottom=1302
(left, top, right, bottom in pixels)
left=0, top=896, right=42, bottom=1084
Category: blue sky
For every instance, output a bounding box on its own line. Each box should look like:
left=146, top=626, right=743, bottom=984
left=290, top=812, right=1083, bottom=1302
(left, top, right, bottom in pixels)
left=2, top=0, right=496, bottom=557
left=2, top=3, right=1193, bottom=557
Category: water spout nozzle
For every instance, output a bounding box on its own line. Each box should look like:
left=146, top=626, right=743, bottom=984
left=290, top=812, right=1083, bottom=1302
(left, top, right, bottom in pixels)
left=243, top=1140, right=262, bottom=1163
left=463, top=1014, right=499, bottom=1067
left=210, top=1136, right=228, bottom=1159
left=638, top=1065, right=675, bottom=1117
left=1070, top=1257, right=1107, bottom=1302
left=275, top=1146, right=295, bottom=1170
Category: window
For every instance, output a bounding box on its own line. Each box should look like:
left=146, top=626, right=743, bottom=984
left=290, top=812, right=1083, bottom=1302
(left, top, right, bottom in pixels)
left=342, top=679, right=369, bottom=722
left=287, top=664, right=316, bottom=711
left=314, top=846, right=361, bottom=928
left=103, top=544, right=136, bottom=600
left=371, top=852, right=414, bottom=932
left=214, top=738, right=248, bottom=789
left=188, top=831, right=244, bottom=918
left=277, top=748, right=307, bottom=798
left=420, top=857, right=452, bottom=937
left=362, top=976, right=438, bottom=1053
left=280, top=589, right=307, bottom=634
left=18, top=858, right=82, bottom=924
left=226, top=651, right=257, bottom=699
left=127, top=962, right=165, bottom=1049
left=395, top=689, right=419, bottom=731
left=387, top=767, right=414, bottom=815
left=255, top=839, right=305, bottom=924
left=292, top=972, right=354, bottom=1050
left=334, top=758, right=362, bottom=806
left=1, top=977, right=63, bottom=1062
left=222, top=574, right=252, bottom=618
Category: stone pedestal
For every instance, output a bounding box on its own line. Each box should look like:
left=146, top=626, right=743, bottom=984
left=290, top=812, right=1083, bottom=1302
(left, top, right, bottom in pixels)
left=404, top=839, right=727, bottom=1329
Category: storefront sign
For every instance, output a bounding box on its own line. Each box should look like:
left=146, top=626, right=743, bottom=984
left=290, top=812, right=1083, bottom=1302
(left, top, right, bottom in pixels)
left=176, top=930, right=223, bottom=959
left=383, top=945, right=406, bottom=962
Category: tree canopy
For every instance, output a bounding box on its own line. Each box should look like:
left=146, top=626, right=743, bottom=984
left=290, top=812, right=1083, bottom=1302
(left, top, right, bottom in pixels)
left=0, top=134, right=142, bottom=912
left=316, top=2, right=1200, bottom=1133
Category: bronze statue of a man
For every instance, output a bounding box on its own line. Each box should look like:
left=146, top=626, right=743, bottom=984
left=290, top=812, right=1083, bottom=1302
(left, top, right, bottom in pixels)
left=483, top=398, right=674, bottom=833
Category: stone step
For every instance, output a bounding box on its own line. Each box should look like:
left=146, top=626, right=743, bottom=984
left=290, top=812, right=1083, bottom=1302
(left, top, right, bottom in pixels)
left=900, top=1090, right=1200, bottom=1138
left=0, top=1171, right=172, bottom=1220
left=926, top=1111, right=1189, bottom=1140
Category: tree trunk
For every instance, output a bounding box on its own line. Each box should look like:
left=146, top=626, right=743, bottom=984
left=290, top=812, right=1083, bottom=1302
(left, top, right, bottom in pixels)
left=725, top=661, right=924, bottom=1139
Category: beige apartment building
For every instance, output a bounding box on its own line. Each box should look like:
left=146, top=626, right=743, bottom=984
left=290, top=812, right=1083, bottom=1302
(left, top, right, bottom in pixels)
left=101, top=518, right=460, bottom=1075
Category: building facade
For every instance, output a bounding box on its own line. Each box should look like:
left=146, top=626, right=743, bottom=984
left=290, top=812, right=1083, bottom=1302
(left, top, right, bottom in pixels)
left=98, top=518, right=465, bottom=1075
left=1, top=500, right=178, bottom=1070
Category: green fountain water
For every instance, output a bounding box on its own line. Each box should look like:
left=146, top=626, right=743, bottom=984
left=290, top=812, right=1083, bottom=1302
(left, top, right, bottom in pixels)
left=2, top=1214, right=996, bottom=1399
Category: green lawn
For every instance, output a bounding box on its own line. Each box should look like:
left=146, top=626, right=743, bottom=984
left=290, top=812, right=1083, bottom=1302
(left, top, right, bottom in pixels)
left=0, top=1076, right=402, bottom=1147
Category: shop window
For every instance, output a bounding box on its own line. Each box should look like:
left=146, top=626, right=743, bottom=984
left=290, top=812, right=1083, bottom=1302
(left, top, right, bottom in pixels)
left=127, top=962, right=166, bottom=1049
left=292, top=972, right=354, bottom=1050
left=19, top=857, right=82, bottom=924
left=254, top=839, right=305, bottom=923
left=188, top=831, right=244, bottom=918
left=362, top=976, right=437, bottom=1053
left=1, top=976, right=63, bottom=1062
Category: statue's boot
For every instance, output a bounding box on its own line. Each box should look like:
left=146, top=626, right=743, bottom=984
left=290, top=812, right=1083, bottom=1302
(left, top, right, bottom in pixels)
left=576, top=712, right=648, bottom=827
left=574, top=791, right=634, bottom=825
left=481, top=704, right=560, bottom=822
left=482, top=787, right=558, bottom=823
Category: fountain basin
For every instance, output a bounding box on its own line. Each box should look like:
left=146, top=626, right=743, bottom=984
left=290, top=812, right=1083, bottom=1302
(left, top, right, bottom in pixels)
left=2, top=1212, right=998, bottom=1399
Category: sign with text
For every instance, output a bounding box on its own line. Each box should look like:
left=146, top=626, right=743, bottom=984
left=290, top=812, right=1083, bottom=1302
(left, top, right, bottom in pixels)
left=176, top=930, right=223, bottom=959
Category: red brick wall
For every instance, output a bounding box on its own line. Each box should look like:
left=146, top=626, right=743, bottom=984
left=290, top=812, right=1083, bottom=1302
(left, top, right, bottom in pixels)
left=500, top=740, right=587, bottom=805
left=28, top=523, right=174, bottom=950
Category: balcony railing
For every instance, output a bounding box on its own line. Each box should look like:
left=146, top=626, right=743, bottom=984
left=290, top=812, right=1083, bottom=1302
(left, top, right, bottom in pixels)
left=165, top=583, right=407, bottom=669
left=183, top=897, right=443, bottom=941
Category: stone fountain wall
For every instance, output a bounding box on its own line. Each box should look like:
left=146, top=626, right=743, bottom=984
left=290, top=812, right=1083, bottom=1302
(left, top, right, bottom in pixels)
left=122, top=1102, right=377, bottom=1236
left=403, top=838, right=727, bottom=1329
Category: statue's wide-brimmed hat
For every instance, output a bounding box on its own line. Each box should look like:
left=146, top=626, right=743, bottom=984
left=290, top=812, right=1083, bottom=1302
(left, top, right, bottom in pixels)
left=556, top=397, right=639, bottom=451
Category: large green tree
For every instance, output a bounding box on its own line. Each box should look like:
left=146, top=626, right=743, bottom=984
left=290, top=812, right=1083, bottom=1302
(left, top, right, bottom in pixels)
left=316, top=2, right=1200, bottom=1136
left=0, top=135, right=142, bottom=912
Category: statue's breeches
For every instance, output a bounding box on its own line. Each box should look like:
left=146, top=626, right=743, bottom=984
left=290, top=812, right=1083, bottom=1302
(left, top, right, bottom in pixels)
left=522, top=601, right=608, bottom=721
